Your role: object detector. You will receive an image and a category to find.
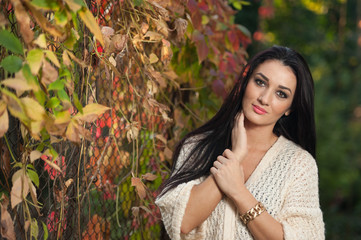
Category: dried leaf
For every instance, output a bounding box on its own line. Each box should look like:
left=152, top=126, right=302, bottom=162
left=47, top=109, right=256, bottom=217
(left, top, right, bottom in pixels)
left=25, top=2, right=63, bottom=37
left=65, top=178, right=73, bottom=188
left=30, top=150, right=42, bottom=163
left=78, top=8, right=104, bottom=46
left=164, top=147, right=173, bottom=159
left=12, top=0, right=34, bottom=44
left=148, top=69, right=166, bottom=88
left=144, top=31, right=163, bottom=42
left=155, top=19, right=169, bottom=38
left=41, top=61, right=58, bottom=85
left=174, top=18, right=188, bottom=42
left=155, top=134, right=167, bottom=144
left=101, top=26, right=114, bottom=37
left=126, top=124, right=139, bottom=142
left=0, top=102, right=9, bottom=137
left=131, top=206, right=139, bottom=217
left=112, top=34, right=127, bottom=51
left=161, top=39, right=172, bottom=64
left=11, top=169, right=29, bottom=208
left=74, top=103, right=110, bottom=122
left=131, top=177, right=146, bottom=199
left=65, top=50, right=87, bottom=68
left=0, top=195, right=16, bottom=240
left=62, top=50, right=71, bottom=67
left=141, top=22, right=149, bottom=34
left=1, top=78, right=34, bottom=96
left=42, top=157, right=62, bottom=173
left=142, top=173, right=158, bottom=181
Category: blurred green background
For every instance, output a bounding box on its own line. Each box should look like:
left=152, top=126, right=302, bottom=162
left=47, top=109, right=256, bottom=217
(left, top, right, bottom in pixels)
left=236, top=0, right=361, bottom=238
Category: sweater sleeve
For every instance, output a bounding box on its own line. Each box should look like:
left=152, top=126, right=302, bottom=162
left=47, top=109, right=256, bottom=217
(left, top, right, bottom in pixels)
left=276, top=151, right=325, bottom=240
left=155, top=140, right=207, bottom=240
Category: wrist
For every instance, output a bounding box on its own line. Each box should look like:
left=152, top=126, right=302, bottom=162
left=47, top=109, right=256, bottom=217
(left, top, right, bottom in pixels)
left=230, top=186, right=258, bottom=214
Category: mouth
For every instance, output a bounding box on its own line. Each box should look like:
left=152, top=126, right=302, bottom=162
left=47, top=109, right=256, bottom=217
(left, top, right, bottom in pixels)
left=252, top=104, right=267, bottom=115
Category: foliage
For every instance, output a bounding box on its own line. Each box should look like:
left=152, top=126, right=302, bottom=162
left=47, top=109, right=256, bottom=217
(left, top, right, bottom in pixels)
left=246, top=0, right=361, bottom=238
left=0, top=0, right=251, bottom=239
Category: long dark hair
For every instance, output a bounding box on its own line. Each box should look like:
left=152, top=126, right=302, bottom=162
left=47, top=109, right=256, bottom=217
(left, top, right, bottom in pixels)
left=160, top=45, right=316, bottom=195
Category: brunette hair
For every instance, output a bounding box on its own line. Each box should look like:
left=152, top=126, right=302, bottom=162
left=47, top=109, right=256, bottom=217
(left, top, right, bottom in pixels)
left=160, top=45, right=316, bottom=195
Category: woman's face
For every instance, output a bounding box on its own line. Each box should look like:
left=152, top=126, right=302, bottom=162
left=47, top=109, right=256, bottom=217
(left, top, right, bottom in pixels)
left=242, top=60, right=297, bottom=129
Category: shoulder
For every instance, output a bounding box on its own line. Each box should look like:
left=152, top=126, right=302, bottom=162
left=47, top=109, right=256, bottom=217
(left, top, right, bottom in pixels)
left=278, top=136, right=318, bottom=172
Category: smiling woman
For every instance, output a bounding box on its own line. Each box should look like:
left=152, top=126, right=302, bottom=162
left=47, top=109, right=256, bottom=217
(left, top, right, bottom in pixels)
left=156, top=46, right=325, bottom=240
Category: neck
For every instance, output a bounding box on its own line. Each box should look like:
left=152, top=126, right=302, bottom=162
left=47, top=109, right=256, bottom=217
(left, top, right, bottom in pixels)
left=244, top=122, right=278, bottom=151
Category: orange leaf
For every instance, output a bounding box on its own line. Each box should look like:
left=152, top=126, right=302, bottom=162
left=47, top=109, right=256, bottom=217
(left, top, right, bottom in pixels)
left=131, top=177, right=146, bottom=199
left=11, top=0, right=34, bottom=44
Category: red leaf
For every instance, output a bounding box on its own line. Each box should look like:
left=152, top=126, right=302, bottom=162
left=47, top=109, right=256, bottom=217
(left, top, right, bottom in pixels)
left=192, top=32, right=209, bottom=63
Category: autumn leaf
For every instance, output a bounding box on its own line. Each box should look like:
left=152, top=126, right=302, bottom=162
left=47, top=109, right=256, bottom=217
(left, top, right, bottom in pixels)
left=0, top=100, right=9, bottom=137
left=41, top=60, right=58, bottom=85
left=161, top=39, right=172, bottom=64
left=143, top=31, right=163, bottom=42
left=11, top=169, right=29, bottom=209
left=1, top=77, right=35, bottom=96
left=30, top=150, right=42, bottom=163
left=11, top=0, right=34, bottom=44
left=78, top=8, right=104, bottom=46
left=0, top=195, right=16, bottom=240
left=74, top=103, right=110, bottom=122
left=26, top=49, right=44, bottom=75
left=44, top=50, right=60, bottom=68
left=21, top=97, right=46, bottom=121
left=1, top=88, right=29, bottom=124
left=192, top=31, right=209, bottom=63
left=142, top=173, right=158, bottom=181
left=131, top=177, right=146, bottom=199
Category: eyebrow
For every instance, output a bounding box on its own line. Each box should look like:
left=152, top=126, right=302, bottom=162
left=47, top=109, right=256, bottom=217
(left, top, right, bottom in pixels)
left=255, top=73, right=293, bottom=95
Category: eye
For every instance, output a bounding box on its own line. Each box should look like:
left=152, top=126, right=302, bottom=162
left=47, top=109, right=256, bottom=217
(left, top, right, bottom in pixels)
left=255, top=78, right=266, bottom=87
left=276, top=91, right=288, bottom=99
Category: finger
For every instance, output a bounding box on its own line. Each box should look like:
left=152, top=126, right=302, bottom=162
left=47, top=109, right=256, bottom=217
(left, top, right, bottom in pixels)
left=222, top=149, right=233, bottom=158
left=217, top=155, right=227, bottom=163
left=213, top=161, right=223, bottom=169
left=210, top=167, right=218, bottom=175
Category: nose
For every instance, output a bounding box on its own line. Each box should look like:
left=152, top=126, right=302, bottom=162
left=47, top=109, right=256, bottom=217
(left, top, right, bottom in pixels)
left=258, top=90, right=271, bottom=105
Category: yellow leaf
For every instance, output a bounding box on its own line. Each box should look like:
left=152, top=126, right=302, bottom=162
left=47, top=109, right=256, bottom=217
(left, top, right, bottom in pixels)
left=74, top=103, right=110, bottom=122
left=21, top=97, right=46, bottom=121
left=1, top=89, right=29, bottom=124
left=26, top=49, right=44, bottom=75
left=149, top=53, right=159, bottom=64
left=33, top=33, right=47, bottom=48
left=65, top=120, right=81, bottom=142
left=78, top=8, right=104, bottom=46
left=44, top=50, right=60, bottom=68
left=64, top=0, right=82, bottom=12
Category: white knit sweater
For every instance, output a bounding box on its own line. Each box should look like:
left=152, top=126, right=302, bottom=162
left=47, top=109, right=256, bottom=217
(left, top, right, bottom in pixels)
left=156, top=136, right=325, bottom=240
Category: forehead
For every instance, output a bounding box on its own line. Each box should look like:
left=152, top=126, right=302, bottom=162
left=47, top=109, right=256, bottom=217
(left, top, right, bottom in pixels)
left=252, top=60, right=297, bottom=90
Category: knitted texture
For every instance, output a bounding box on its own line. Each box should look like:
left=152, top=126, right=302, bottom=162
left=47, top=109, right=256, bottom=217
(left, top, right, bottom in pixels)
left=155, top=136, right=325, bottom=240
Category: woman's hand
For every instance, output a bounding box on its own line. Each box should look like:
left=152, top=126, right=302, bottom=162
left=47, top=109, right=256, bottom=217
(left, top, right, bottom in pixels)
left=231, top=112, right=248, bottom=162
left=210, top=149, right=245, bottom=198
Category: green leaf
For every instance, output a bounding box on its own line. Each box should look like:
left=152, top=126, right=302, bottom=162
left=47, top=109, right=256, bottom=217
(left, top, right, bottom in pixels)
left=48, top=80, right=64, bottom=91
left=0, top=30, right=23, bottom=55
left=42, top=221, right=48, bottom=240
left=31, top=0, right=60, bottom=10
left=0, top=55, right=23, bottom=73
left=232, top=2, right=242, bottom=10
left=73, top=92, right=83, bottom=114
left=30, top=219, right=39, bottom=240
left=54, top=9, right=68, bottom=27
left=27, top=169, right=39, bottom=187
left=46, top=97, right=61, bottom=109
left=58, top=89, right=70, bottom=102
left=134, top=0, right=144, bottom=6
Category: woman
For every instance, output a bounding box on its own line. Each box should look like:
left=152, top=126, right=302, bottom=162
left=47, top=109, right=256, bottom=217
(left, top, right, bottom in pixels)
left=156, top=46, right=325, bottom=240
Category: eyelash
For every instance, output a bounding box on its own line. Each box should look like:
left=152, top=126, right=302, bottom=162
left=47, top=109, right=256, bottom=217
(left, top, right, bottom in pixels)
left=254, top=78, right=288, bottom=99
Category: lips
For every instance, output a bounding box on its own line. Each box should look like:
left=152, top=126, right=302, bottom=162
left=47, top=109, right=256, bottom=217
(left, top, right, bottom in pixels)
left=252, top=104, right=267, bottom=115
